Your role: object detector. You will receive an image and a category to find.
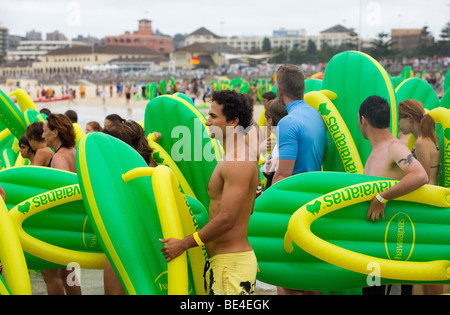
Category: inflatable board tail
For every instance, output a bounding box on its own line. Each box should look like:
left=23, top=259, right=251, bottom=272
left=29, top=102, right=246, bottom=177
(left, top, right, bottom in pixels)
left=145, top=95, right=221, bottom=210
left=284, top=181, right=450, bottom=283
left=305, top=90, right=364, bottom=174
left=395, top=78, right=440, bottom=111
left=0, top=166, right=103, bottom=270
left=0, top=196, right=31, bottom=295
left=77, top=133, right=206, bottom=295
left=8, top=89, right=39, bottom=113
left=123, top=166, right=208, bottom=295
left=321, top=51, right=397, bottom=172
left=0, top=90, right=27, bottom=139
left=9, top=184, right=105, bottom=270
left=250, top=172, right=450, bottom=291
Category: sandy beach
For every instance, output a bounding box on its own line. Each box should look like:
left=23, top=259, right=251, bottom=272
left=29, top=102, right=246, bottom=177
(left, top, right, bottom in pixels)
left=1, top=83, right=275, bottom=295
left=2, top=83, right=266, bottom=131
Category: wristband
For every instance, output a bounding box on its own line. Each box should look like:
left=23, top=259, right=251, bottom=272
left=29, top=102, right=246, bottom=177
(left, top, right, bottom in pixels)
left=193, top=232, right=204, bottom=246
left=375, top=194, right=388, bottom=204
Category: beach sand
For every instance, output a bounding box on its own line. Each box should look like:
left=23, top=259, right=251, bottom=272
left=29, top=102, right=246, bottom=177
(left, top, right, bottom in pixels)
left=1, top=83, right=277, bottom=295
left=2, top=83, right=266, bottom=130
left=29, top=270, right=277, bottom=295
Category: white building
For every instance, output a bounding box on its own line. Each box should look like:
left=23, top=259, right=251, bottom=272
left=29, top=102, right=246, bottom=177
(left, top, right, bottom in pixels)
left=182, top=25, right=371, bottom=53
left=6, top=40, right=90, bottom=62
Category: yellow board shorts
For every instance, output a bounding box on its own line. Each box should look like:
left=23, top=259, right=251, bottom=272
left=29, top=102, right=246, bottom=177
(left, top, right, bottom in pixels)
left=205, top=251, right=258, bottom=295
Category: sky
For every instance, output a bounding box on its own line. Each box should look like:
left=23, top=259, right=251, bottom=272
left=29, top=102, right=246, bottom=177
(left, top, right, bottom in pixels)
left=1, top=0, right=449, bottom=40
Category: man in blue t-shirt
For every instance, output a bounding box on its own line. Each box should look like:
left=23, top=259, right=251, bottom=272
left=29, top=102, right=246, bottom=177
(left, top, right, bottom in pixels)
left=272, top=64, right=327, bottom=185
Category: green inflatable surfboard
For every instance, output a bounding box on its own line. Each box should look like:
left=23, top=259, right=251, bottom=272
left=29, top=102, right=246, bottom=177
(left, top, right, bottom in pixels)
left=77, top=133, right=208, bottom=295
left=0, top=90, right=27, bottom=139
left=395, top=77, right=440, bottom=111
left=145, top=95, right=221, bottom=209
left=250, top=171, right=450, bottom=291
left=441, top=89, right=450, bottom=109
left=321, top=51, right=397, bottom=172
left=305, top=78, right=323, bottom=93
left=2, top=166, right=103, bottom=270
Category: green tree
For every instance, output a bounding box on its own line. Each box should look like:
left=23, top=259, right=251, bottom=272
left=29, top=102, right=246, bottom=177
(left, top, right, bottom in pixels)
left=305, top=39, right=318, bottom=63
left=319, top=42, right=335, bottom=63
left=369, top=32, right=392, bottom=59
left=262, top=37, right=271, bottom=52
left=435, top=22, right=450, bottom=56
left=416, top=26, right=435, bottom=57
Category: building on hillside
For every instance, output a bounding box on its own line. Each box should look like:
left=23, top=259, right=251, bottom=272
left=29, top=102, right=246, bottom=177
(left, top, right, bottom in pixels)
left=172, top=42, right=242, bottom=70
left=273, top=28, right=307, bottom=38
left=183, top=27, right=221, bottom=46
left=46, top=31, right=68, bottom=41
left=1, top=45, right=169, bottom=77
left=180, top=25, right=371, bottom=54
left=25, top=30, right=42, bottom=41
left=0, top=27, right=9, bottom=53
left=104, top=19, right=172, bottom=54
left=391, top=29, right=424, bottom=52
left=313, top=24, right=359, bottom=50
left=6, top=40, right=90, bottom=62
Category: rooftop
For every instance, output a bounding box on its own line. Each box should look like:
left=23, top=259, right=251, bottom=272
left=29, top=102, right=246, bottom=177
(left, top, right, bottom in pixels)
left=188, top=27, right=221, bottom=39
left=175, top=42, right=241, bottom=54
left=44, top=45, right=160, bottom=56
left=321, top=24, right=355, bottom=34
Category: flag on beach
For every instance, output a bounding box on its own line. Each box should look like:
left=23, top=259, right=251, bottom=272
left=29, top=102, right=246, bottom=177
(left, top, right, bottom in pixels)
left=191, top=56, right=200, bottom=65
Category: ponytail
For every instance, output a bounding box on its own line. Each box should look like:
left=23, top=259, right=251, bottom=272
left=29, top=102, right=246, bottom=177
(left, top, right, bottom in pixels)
left=420, top=113, right=436, bottom=141
left=398, top=99, right=437, bottom=141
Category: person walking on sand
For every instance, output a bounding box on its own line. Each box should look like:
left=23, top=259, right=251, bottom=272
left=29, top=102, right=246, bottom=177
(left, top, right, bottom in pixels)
left=160, top=90, right=260, bottom=295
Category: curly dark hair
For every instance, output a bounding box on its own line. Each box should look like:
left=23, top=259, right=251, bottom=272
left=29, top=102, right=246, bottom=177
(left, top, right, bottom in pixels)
left=211, top=90, right=253, bottom=129
left=46, top=114, right=76, bottom=148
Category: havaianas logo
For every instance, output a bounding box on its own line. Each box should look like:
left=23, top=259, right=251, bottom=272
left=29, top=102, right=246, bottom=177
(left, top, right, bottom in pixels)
left=320, top=103, right=358, bottom=173
left=318, top=103, right=331, bottom=116
left=385, top=212, right=415, bottom=261
left=17, top=185, right=82, bottom=215
left=306, top=181, right=393, bottom=216
left=306, top=200, right=322, bottom=216
left=152, top=151, right=165, bottom=165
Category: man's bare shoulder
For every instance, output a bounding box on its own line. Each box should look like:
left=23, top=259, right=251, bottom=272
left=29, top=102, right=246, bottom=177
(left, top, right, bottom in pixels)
left=221, top=160, right=258, bottom=180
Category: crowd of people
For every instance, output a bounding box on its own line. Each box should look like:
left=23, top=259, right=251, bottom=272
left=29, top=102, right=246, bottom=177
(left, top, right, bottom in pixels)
left=1, top=59, right=447, bottom=296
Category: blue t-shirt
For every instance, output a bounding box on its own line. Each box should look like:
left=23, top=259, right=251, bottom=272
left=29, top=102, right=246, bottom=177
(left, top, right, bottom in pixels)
left=277, top=100, right=327, bottom=175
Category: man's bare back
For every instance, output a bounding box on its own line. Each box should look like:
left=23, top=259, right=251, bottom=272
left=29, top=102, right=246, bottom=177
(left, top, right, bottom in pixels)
left=364, top=138, right=409, bottom=180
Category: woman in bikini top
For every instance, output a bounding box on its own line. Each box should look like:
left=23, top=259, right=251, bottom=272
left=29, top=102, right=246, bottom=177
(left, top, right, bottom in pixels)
left=42, top=114, right=77, bottom=172
left=398, top=99, right=442, bottom=186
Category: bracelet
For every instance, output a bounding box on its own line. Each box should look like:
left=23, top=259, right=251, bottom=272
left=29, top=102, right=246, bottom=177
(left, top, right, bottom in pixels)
left=193, top=232, right=204, bottom=247
left=375, top=194, right=388, bottom=204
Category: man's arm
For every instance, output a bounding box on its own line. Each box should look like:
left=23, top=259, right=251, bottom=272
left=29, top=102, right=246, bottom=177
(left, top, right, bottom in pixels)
left=160, top=162, right=255, bottom=262
left=367, top=143, right=428, bottom=222
left=272, top=159, right=295, bottom=185
left=272, top=117, right=297, bottom=185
